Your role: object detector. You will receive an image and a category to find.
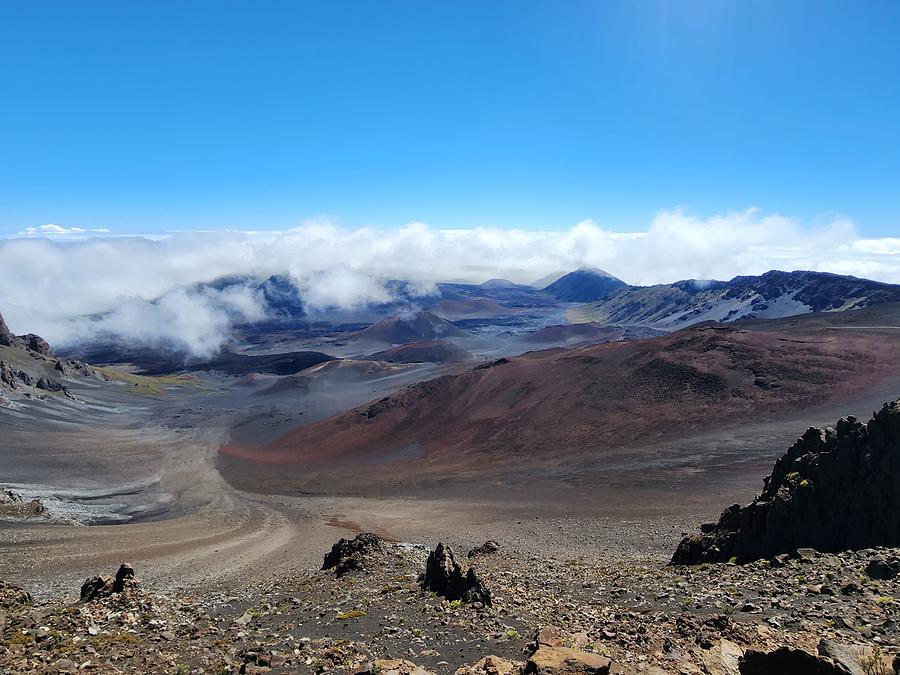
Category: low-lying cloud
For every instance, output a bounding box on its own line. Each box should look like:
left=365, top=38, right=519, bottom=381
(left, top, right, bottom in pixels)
left=1, top=208, right=898, bottom=357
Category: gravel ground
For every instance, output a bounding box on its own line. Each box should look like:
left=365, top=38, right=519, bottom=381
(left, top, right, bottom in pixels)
left=3, top=538, right=899, bottom=674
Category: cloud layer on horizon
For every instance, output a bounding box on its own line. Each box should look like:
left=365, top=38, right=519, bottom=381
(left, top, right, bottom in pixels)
left=1, top=208, right=898, bottom=357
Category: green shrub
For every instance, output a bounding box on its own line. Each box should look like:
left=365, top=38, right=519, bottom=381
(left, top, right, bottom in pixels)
left=335, top=609, right=367, bottom=620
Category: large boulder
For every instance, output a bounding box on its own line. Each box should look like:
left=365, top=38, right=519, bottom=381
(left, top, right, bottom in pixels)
left=421, top=542, right=492, bottom=605
left=739, top=647, right=849, bottom=675
left=524, top=648, right=611, bottom=675
left=36, top=377, right=66, bottom=393
left=701, top=639, right=743, bottom=675
left=866, top=555, right=900, bottom=580
left=817, top=639, right=895, bottom=675
left=672, top=400, right=900, bottom=564
left=23, top=334, right=52, bottom=357
left=322, top=533, right=384, bottom=577
left=524, top=629, right=612, bottom=675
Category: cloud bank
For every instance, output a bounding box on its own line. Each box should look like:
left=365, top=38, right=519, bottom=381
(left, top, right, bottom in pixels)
left=1, top=208, right=898, bottom=357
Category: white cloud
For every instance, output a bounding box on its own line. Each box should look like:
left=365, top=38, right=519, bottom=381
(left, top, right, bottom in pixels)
left=20, top=224, right=111, bottom=236
left=301, top=267, right=394, bottom=310
left=0, top=209, right=897, bottom=356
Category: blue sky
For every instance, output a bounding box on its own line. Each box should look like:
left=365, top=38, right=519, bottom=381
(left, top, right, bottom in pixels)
left=1, top=1, right=898, bottom=236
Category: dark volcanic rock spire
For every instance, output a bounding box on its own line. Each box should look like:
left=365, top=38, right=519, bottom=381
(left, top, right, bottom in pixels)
left=421, top=543, right=492, bottom=605
left=672, top=399, right=900, bottom=564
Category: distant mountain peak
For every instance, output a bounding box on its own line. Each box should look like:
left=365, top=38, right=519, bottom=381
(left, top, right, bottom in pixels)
left=576, top=265, right=621, bottom=279
left=543, top=268, right=627, bottom=302
left=480, top=278, right=518, bottom=289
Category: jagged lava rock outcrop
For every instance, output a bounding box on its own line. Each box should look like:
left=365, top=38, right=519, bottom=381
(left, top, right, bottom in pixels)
left=0, top=312, right=14, bottom=347
left=672, top=399, right=900, bottom=564
left=322, top=532, right=384, bottom=576
left=80, top=563, right=138, bottom=602
left=421, top=543, right=492, bottom=605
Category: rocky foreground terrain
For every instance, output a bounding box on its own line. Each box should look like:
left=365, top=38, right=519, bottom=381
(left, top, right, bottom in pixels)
left=3, top=535, right=900, bottom=674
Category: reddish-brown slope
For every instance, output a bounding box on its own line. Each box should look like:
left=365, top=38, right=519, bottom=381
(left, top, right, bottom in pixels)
left=221, top=318, right=900, bottom=485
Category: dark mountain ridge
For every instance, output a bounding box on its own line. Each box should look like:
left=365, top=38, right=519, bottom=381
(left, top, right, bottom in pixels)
left=577, top=270, right=900, bottom=329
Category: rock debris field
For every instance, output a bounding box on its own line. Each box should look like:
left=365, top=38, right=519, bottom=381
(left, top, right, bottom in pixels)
left=3, top=536, right=900, bottom=674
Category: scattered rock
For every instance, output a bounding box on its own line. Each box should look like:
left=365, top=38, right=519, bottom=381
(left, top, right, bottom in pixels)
left=0, top=581, right=33, bottom=611
left=421, top=543, right=492, bottom=605
left=469, top=541, right=501, bottom=558
left=372, top=658, right=435, bottom=675
left=5, top=530, right=900, bottom=674
left=51, top=658, right=77, bottom=673
left=24, top=498, right=45, bottom=515
left=0, top=488, right=47, bottom=519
